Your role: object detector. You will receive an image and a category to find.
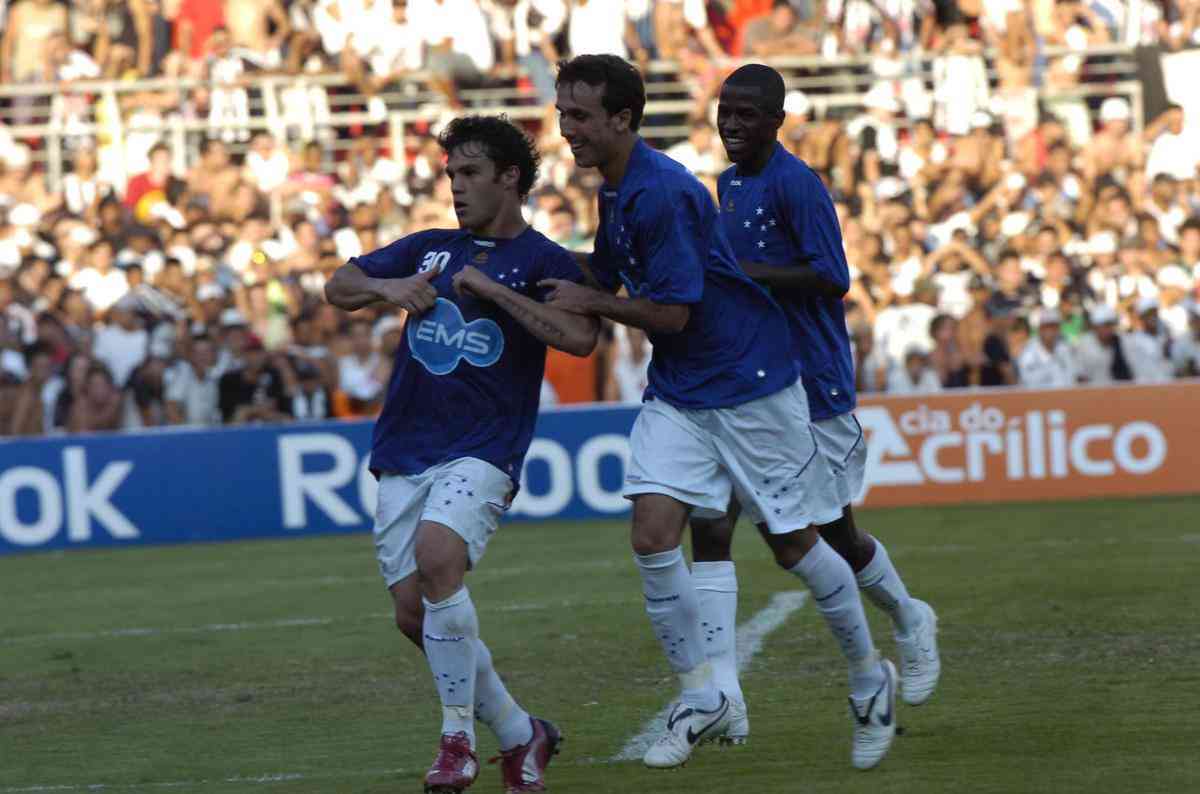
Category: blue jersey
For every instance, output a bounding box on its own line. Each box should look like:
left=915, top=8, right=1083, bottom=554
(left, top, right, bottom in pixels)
left=353, top=227, right=582, bottom=479
left=589, top=139, right=797, bottom=410
left=718, top=143, right=855, bottom=421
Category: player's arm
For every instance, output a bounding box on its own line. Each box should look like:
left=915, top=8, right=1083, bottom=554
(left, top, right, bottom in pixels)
left=538, top=282, right=691, bottom=335
left=737, top=260, right=847, bottom=299
left=325, top=262, right=438, bottom=312
left=453, top=266, right=599, bottom=357
left=756, top=168, right=852, bottom=300
left=542, top=189, right=703, bottom=334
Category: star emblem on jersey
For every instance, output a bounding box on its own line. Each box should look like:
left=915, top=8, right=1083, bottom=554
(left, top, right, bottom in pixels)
left=407, top=297, right=504, bottom=375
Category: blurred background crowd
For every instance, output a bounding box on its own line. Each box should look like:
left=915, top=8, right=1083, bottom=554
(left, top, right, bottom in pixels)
left=2, top=0, right=1200, bottom=437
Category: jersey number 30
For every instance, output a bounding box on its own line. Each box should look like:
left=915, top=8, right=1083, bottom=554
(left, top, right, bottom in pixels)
left=419, top=251, right=451, bottom=274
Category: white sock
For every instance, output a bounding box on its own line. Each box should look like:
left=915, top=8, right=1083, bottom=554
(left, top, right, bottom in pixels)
left=855, top=538, right=921, bottom=635
left=423, top=588, right=479, bottom=746
left=692, top=561, right=743, bottom=705
left=474, top=639, right=533, bottom=751
left=635, top=547, right=721, bottom=711
left=789, top=538, right=884, bottom=700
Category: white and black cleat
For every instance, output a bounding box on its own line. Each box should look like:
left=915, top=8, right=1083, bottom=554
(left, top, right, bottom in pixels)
left=643, top=695, right=731, bottom=769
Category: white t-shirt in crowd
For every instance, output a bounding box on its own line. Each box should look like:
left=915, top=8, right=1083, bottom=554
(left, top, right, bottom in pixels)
left=165, top=361, right=221, bottom=426
left=338, top=353, right=384, bottom=401
left=1017, top=338, right=1077, bottom=389
left=1146, top=131, right=1199, bottom=182
left=70, top=268, right=129, bottom=311
left=409, top=0, right=495, bottom=71
left=568, top=0, right=631, bottom=58
left=873, top=302, right=937, bottom=366
left=886, top=364, right=943, bottom=394
left=93, top=324, right=149, bottom=387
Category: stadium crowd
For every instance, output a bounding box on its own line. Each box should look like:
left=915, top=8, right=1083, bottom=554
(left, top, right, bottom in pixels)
left=2, top=0, right=1200, bottom=437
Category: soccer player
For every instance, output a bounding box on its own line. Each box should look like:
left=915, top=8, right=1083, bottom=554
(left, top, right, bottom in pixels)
left=691, top=63, right=941, bottom=745
left=544, top=54, right=898, bottom=770
left=324, top=115, right=599, bottom=794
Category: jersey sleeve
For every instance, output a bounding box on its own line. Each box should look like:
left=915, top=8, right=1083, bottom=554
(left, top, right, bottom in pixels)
left=350, top=233, right=425, bottom=279
left=631, top=183, right=705, bottom=305
left=778, top=166, right=851, bottom=294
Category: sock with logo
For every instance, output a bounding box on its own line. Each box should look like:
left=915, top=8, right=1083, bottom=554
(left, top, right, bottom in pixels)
left=635, top=547, right=722, bottom=711
left=473, top=639, right=533, bottom=751
left=692, top=561, right=743, bottom=705
left=855, top=537, right=921, bottom=635
left=789, top=538, right=884, bottom=700
left=423, top=587, right=480, bottom=747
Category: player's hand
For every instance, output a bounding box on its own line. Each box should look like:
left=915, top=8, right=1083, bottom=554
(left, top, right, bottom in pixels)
left=378, top=268, right=439, bottom=314
left=538, top=279, right=599, bottom=315
left=452, top=265, right=496, bottom=301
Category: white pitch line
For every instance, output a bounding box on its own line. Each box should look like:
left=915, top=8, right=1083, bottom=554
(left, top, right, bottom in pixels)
left=612, top=590, right=809, bottom=762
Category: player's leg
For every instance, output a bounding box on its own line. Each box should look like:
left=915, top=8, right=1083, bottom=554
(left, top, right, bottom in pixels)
left=689, top=500, right=747, bottom=745
left=388, top=578, right=541, bottom=757
left=814, top=414, right=940, bottom=705
left=625, top=399, right=734, bottom=768
left=414, top=519, right=482, bottom=792
left=712, top=382, right=897, bottom=770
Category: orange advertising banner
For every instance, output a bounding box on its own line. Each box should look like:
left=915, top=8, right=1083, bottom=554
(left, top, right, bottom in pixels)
left=854, top=381, right=1200, bottom=508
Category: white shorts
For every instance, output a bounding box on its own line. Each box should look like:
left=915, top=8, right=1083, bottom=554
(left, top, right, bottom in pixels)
left=624, top=380, right=843, bottom=534
left=812, top=412, right=867, bottom=508
left=373, top=457, right=513, bottom=587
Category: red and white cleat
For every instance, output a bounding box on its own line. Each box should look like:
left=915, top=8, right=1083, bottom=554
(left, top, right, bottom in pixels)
left=425, top=732, right=480, bottom=793
left=490, top=718, right=564, bottom=793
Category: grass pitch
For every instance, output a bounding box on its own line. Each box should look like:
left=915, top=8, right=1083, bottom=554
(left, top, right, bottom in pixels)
left=2, top=496, right=1199, bottom=793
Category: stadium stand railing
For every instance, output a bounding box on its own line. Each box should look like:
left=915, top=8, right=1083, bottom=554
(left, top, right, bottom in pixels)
left=0, top=44, right=1143, bottom=194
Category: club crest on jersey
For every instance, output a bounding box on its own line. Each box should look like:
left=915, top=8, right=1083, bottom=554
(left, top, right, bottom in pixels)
left=408, top=297, right=504, bottom=375
left=473, top=250, right=489, bottom=263
left=725, top=198, right=735, bottom=211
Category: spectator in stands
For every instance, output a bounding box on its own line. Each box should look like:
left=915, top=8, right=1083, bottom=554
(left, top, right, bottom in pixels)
left=206, top=27, right=252, bottom=143
left=484, top=0, right=566, bottom=105
left=741, top=0, right=819, bottom=56
left=69, top=239, right=128, bottom=312
left=1145, top=104, right=1197, bottom=182
left=604, top=324, right=649, bottom=403
left=408, top=0, right=495, bottom=107
left=165, top=333, right=221, bottom=425
left=1173, top=304, right=1200, bottom=377
left=0, top=0, right=68, bottom=84
left=928, top=313, right=969, bottom=388
left=1076, top=304, right=1134, bottom=385
left=224, top=0, right=291, bottom=70
left=68, top=362, right=124, bottom=432
left=566, top=0, right=648, bottom=64
left=335, top=317, right=385, bottom=414
left=1126, top=297, right=1175, bottom=383
left=665, top=120, right=721, bottom=177
left=125, top=143, right=174, bottom=222
left=886, top=346, right=943, bottom=394
left=1017, top=308, right=1076, bottom=389
left=92, top=297, right=149, bottom=387
left=218, top=333, right=292, bottom=423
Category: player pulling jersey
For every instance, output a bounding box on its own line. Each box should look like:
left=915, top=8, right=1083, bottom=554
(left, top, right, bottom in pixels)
left=326, top=116, right=596, bottom=794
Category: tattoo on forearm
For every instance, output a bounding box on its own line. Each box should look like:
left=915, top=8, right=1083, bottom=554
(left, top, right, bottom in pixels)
left=494, top=290, right=566, bottom=343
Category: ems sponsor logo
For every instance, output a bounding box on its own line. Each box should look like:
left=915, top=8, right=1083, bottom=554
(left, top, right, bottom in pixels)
left=408, top=298, right=504, bottom=375
left=855, top=400, right=1168, bottom=500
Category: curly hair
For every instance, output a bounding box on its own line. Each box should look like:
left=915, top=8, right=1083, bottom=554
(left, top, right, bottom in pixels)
left=437, top=114, right=541, bottom=199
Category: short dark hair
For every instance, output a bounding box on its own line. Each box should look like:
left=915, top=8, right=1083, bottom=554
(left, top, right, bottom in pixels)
left=149, top=142, right=170, bottom=158
left=556, top=54, right=646, bottom=132
left=437, top=114, right=541, bottom=199
left=1180, top=217, right=1200, bottom=236
left=723, top=63, right=786, bottom=113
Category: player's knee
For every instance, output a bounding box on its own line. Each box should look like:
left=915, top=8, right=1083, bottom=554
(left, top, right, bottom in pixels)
left=691, top=517, right=734, bottom=562
left=818, top=516, right=872, bottom=569
left=764, top=526, right=819, bottom=570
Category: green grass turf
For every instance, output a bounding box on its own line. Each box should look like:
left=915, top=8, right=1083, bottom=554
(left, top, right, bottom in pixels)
left=2, top=495, right=1199, bottom=793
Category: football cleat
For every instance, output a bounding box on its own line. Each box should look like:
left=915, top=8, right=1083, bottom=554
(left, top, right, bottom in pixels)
left=425, top=732, right=479, bottom=793
left=703, top=695, right=749, bottom=746
left=849, top=659, right=898, bottom=770
left=643, top=694, right=730, bottom=769
left=489, top=717, right=563, bottom=793
left=895, top=599, right=941, bottom=706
